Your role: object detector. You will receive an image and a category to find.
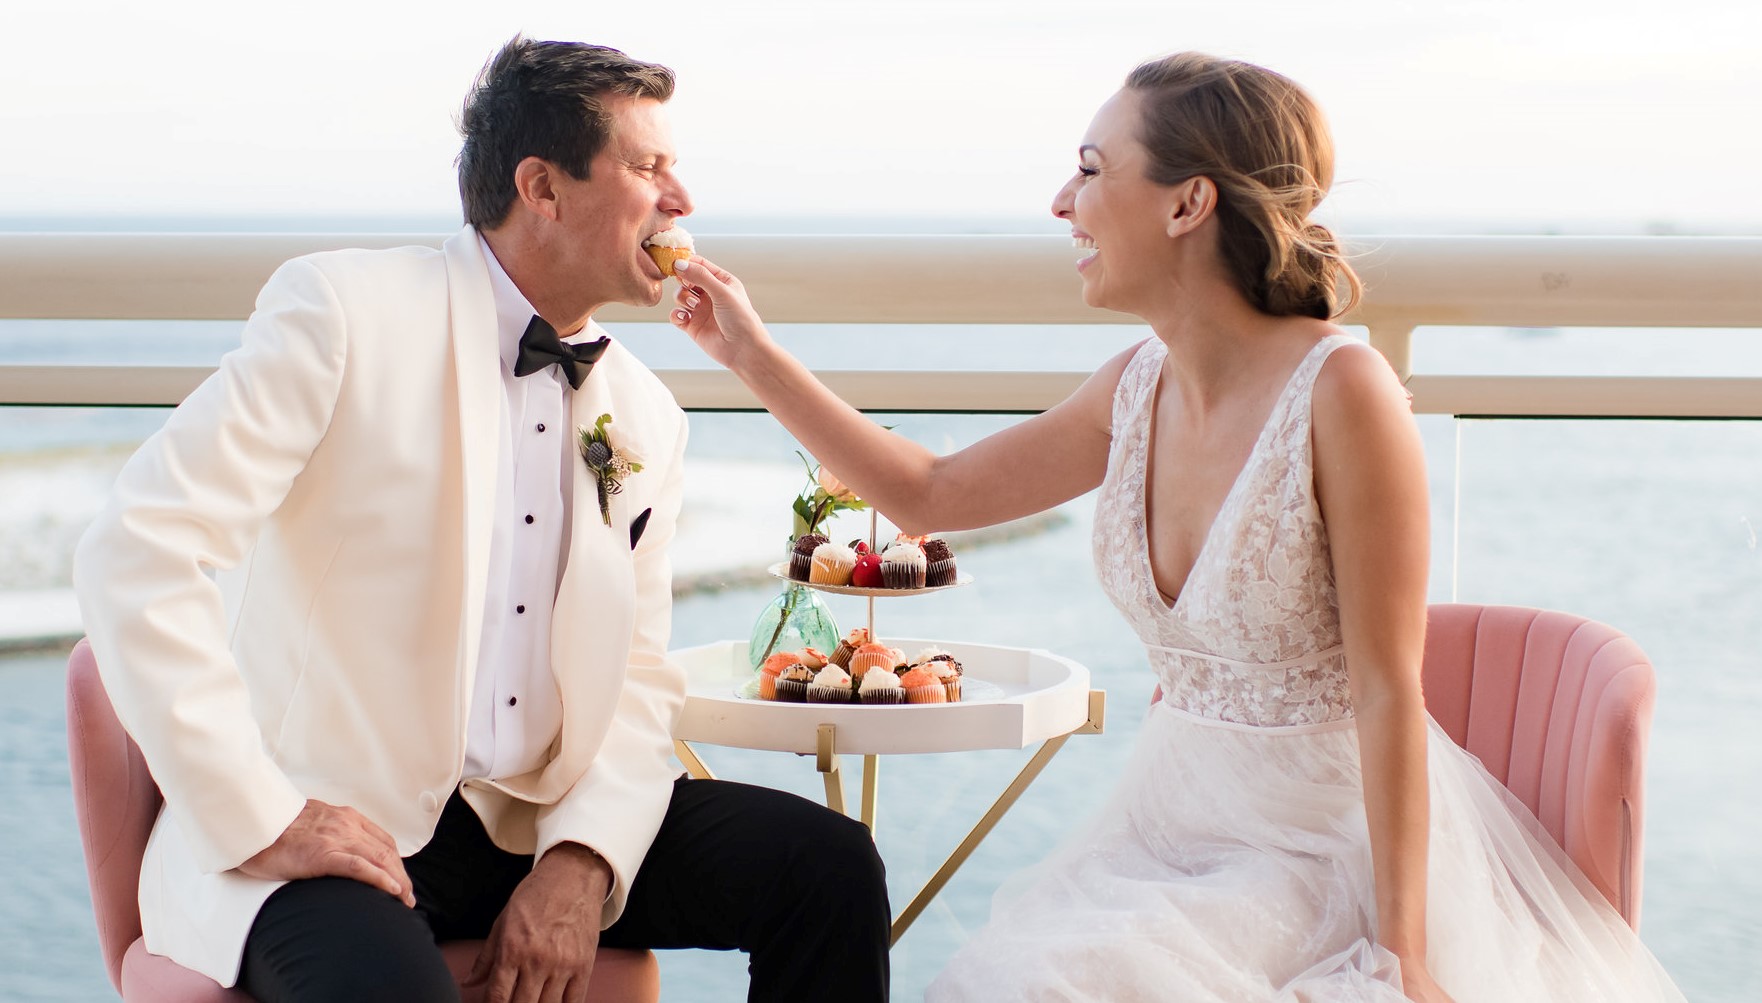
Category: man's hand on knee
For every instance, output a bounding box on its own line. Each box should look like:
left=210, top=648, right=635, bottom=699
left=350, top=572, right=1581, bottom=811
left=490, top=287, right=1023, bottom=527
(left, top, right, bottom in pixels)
left=466, top=841, right=612, bottom=1003
left=238, top=799, right=416, bottom=907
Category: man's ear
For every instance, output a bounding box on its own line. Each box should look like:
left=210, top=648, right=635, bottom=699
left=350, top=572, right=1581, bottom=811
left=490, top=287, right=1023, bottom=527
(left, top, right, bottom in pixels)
left=1166, top=176, right=1217, bottom=238
left=513, top=156, right=561, bottom=221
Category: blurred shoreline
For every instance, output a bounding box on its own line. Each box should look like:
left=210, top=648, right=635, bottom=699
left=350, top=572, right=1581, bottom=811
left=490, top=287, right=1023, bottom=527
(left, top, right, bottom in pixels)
left=0, top=454, right=1064, bottom=654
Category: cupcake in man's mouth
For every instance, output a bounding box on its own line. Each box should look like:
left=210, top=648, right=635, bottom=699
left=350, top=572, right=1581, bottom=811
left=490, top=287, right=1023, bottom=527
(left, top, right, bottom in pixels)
left=643, top=226, right=694, bottom=278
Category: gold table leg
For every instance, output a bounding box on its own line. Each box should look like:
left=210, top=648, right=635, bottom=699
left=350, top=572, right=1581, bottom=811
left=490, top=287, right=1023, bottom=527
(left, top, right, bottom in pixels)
left=889, top=733, right=1071, bottom=945
left=888, top=689, right=1106, bottom=945
left=817, top=723, right=847, bottom=816
left=860, top=755, right=880, bottom=834
left=673, top=739, right=716, bottom=780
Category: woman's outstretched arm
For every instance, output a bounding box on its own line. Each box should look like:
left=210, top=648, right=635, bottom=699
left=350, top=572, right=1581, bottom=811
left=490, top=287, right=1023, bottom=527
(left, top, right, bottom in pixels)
left=670, top=255, right=1132, bottom=534
left=1312, top=342, right=1454, bottom=1003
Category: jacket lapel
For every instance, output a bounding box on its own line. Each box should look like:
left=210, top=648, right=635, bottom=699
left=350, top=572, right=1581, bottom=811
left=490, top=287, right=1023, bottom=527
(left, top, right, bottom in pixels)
left=442, top=228, right=501, bottom=700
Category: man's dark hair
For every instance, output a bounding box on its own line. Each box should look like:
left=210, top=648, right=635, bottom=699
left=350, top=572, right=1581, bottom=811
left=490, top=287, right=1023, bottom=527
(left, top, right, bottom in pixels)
left=457, top=37, right=675, bottom=229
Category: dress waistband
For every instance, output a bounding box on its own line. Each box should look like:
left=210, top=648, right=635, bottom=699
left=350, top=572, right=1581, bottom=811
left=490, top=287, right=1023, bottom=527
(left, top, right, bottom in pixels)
left=1143, top=642, right=1345, bottom=670
left=1151, top=700, right=1359, bottom=735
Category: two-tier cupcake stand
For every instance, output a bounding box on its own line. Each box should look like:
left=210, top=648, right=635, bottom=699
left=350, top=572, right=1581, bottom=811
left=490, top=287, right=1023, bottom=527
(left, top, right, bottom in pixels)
left=669, top=556, right=1106, bottom=944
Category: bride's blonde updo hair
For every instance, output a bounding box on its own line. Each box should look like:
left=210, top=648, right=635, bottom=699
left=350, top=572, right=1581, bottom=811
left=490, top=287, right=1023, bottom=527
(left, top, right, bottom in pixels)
left=1125, top=53, right=1361, bottom=320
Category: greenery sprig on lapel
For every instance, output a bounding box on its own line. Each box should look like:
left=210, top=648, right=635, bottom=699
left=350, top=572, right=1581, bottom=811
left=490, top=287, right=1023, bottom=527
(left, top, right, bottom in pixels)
left=578, top=413, right=644, bottom=527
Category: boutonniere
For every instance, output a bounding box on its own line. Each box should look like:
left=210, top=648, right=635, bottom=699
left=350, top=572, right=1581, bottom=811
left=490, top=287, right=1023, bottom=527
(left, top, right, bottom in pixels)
left=578, top=413, right=644, bottom=527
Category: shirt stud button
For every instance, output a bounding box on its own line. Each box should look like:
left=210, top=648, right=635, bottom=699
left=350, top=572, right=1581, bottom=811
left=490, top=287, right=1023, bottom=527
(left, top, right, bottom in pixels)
left=516, top=604, right=526, bottom=614
left=524, top=514, right=534, bottom=524
left=536, top=423, right=546, bottom=432
left=508, top=696, right=518, bottom=707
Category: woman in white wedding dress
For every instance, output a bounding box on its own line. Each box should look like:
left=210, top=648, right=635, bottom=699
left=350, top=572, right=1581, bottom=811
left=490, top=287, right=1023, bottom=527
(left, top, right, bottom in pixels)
left=669, top=53, right=1685, bottom=1003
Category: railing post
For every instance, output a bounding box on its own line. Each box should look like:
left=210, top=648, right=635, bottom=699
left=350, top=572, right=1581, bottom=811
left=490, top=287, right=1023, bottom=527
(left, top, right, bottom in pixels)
left=1366, top=322, right=1418, bottom=383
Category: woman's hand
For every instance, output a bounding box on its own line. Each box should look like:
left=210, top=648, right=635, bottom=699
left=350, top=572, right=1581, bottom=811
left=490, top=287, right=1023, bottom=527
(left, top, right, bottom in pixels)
left=668, top=256, right=774, bottom=371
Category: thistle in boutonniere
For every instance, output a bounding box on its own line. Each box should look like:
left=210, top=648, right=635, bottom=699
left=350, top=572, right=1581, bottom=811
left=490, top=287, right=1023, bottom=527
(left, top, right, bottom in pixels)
left=790, top=451, right=869, bottom=540
left=578, top=413, right=643, bottom=527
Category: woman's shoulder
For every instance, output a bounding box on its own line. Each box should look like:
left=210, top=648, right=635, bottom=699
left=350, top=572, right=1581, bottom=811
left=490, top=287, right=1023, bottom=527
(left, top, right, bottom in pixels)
left=1047, top=337, right=1160, bottom=443
left=1308, top=331, right=1417, bottom=448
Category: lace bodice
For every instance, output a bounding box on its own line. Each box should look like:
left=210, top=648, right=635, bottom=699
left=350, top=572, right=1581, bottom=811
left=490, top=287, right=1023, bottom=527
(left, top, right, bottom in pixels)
left=1093, top=335, right=1357, bottom=728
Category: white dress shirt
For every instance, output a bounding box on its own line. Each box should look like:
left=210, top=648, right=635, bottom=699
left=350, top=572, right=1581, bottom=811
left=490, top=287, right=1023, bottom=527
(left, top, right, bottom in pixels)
left=462, top=233, right=575, bottom=781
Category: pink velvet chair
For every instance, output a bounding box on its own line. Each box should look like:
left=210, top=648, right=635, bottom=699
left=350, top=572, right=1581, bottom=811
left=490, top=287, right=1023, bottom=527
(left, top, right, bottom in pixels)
left=1421, top=603, right=1655, bottom=930
left=65, top=637, right=661, bottom=1002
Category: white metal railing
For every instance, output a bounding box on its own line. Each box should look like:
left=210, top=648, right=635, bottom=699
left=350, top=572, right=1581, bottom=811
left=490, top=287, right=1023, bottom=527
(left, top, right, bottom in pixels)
left=2, top=234, right=1760, bottom=416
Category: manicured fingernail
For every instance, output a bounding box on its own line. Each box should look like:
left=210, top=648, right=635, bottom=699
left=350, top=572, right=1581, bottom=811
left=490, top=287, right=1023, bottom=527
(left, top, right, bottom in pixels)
left=674, top=259, right=690, bottom=273
left=685, top=294, right=700, bottom=309
left=674, top=310, right=689, bottom=322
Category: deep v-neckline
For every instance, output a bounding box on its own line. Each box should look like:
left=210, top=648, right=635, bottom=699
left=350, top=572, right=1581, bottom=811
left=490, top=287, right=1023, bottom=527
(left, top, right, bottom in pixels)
left=1139, top=338, right=1331, bottom=614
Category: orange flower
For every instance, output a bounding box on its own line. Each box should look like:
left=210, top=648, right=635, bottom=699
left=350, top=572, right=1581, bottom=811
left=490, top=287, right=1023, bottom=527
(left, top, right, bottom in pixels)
left=817, top=466, right=858, bottom=504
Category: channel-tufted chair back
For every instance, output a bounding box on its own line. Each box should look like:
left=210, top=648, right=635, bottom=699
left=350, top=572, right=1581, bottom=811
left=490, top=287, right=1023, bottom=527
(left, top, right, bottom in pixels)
left=1421, top=604, right=1656, bottom=930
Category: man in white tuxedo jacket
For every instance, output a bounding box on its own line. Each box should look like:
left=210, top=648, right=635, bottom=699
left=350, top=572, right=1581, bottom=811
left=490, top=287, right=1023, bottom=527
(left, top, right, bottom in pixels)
left=73, top=38, right=889, bottom=1003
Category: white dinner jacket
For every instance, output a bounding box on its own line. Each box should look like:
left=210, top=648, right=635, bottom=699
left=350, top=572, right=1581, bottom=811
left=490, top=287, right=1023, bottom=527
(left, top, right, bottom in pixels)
left=72, top=227, right=689, bottom=986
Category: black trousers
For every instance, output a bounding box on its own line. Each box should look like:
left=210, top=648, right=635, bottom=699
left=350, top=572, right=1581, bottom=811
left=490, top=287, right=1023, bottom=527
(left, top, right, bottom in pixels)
left=238, top=776, right=891, bottom=1002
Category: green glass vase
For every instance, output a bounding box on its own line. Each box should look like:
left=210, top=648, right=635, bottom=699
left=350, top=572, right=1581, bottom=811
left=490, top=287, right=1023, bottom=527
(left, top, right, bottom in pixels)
left=747, top=580, right=840, bottom=672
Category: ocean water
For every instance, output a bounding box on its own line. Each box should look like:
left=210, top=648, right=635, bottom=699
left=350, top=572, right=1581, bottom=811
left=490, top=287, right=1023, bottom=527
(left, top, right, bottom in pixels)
left=3, top=314, right=1760, bottom=1000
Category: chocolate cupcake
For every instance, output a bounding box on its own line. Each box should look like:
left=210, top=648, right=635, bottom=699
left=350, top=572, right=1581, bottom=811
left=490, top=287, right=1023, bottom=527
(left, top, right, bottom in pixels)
left=809, top=665, right=854, bottom=704
left=789, top=533, right=827, bottom=581
left=775, top=663, right=815, bottom=703
left=880, top=542, right=927, bottom=589
left=830, top=627, right=871, bottom=668
left=922, top=538, right=957, bottom=587
left=858, top=667, right=905, bottom=705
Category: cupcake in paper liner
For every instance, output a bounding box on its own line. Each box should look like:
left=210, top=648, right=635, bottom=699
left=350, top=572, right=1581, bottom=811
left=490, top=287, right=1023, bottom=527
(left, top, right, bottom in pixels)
left=776, top=663, right=815, bottom=703
left=809, top=541, right=857, bottom=586
left=830, top=627, right=871, bottom=668
left=858, top=667, right=905, bottom=705
left=798, top=647, right=829, bottom=670
left=809, top=664, right=854, bottom=704
left=642, top=225, right=694, bottom=278
left=848, top=642, right=896, bottom=681
left=899, top=666, right=947, bottom=704
left=880, top=541, right=926, bottom=588
left=789, top=533, right=827, bottom=581
left=758, top=651, right=799, bottom=701
left=921, top=538, right=957, bottom=586
left=909, top=646, right=953, bottom=668
left=926, top=652, right=962, bottom=675
left=925, top=659, right=962, bottom=702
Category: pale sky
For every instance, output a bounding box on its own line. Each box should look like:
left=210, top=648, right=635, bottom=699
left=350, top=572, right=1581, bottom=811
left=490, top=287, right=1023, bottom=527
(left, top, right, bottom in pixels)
left=1, top=0, right=1757, bottom=232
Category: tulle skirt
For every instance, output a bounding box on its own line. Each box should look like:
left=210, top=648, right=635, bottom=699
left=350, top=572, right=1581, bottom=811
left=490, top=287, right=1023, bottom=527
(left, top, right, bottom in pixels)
left=926, top=702, right=1685, bottom=1002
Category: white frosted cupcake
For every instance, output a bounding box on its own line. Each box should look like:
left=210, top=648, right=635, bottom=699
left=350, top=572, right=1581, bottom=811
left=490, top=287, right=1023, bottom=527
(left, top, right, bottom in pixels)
left=858, top=667, right=905, bottom=705
left=809, top=664, right=854, bottom=704
left=910, top=646, right=953, bottom=668
left=809, top=542, right=857, bottom=586
left=642, top=225, right=694, bottom=277
left=881, top=542, right=926, bottom=589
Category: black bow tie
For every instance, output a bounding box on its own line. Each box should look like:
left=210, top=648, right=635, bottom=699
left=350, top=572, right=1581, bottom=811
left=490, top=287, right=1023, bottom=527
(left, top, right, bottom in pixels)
left=514, top=315, right=609, bottom=390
